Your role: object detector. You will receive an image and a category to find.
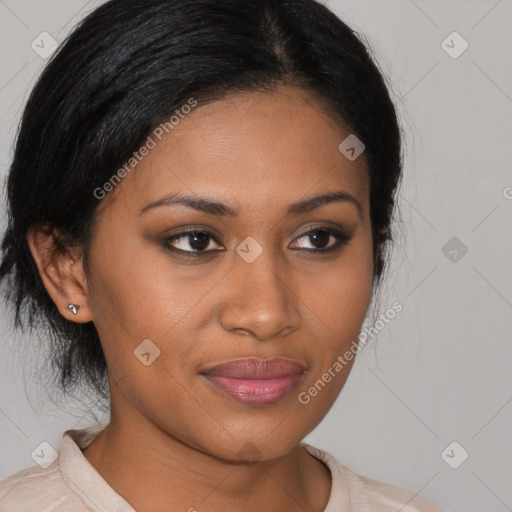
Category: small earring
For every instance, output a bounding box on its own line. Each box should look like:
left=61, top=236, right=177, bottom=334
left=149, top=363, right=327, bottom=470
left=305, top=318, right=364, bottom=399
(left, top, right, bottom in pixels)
left=65, top=304, right=80, bottom=315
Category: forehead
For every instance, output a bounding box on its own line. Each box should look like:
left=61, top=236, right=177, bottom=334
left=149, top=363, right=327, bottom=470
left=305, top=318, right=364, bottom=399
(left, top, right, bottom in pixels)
left=100, top=86, right=369, bottom=217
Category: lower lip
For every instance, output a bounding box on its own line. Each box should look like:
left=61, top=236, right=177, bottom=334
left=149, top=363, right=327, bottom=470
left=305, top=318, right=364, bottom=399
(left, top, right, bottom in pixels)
left=201, top=374, right=302, bottom=405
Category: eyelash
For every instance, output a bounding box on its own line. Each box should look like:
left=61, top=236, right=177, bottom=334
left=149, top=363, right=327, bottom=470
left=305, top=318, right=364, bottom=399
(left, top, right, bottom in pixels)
left=163, top=227, right=352, bottom=258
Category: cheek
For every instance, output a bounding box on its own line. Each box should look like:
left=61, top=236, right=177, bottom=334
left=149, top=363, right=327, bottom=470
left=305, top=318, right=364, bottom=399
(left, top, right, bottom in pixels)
left=293, top=263, right=372, bottom=430
left=296, top=237, right=374, bottom=399
left=86, top=223, right=201, bottom=339
left=303, top=240, right=374, bottom=337
left=85, top=230, right=217, bottom=401
left=85, top=241, right=207, bottom=424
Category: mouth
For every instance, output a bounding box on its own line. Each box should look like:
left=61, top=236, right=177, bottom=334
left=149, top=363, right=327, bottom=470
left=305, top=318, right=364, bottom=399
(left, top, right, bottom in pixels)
left=199, top=357, right=306, bottom=405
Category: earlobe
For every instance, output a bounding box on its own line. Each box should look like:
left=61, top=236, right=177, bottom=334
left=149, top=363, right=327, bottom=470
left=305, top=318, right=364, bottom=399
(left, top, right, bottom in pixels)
left=26, top=226, right=93, bottom=323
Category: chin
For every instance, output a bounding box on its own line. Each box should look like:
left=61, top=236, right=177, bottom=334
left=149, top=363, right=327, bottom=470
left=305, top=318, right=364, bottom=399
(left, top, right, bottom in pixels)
left=202, top=425, right=303, bottom=463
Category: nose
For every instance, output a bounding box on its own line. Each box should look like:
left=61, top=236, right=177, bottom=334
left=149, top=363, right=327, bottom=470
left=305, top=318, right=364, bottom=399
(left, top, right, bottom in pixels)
left=217, top=250, right=301, bottom=341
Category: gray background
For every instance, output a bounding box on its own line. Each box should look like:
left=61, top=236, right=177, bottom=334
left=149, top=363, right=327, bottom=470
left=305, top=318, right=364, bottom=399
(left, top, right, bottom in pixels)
left=0, top=1, right=511, bottom=511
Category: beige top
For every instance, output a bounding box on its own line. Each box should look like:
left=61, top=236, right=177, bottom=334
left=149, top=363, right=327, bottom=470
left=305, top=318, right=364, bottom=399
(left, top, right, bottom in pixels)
left=0, top=423, right=442, bottom=511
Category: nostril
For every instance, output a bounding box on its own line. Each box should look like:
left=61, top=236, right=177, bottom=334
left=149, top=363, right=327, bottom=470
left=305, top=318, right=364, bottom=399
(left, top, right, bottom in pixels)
left=232, top=328, right=250, bottom=337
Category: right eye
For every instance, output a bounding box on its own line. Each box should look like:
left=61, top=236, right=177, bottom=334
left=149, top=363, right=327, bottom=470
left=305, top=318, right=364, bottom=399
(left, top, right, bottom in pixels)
left=164, top=229, right=224, bottom=256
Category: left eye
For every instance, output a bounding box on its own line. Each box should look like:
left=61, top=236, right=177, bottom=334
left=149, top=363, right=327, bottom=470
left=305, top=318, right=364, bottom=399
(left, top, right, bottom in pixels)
left=291, top=228, right=350, bottom=252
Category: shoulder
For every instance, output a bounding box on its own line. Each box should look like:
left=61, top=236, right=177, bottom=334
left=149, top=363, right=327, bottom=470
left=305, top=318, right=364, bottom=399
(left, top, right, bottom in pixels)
left=302, top=443, right=444, bottom=512
left=348, top=469, right=443, bottom=512
left=0, top=423, right=134, bottom=512
left=0, top=462, right=89, bottom=511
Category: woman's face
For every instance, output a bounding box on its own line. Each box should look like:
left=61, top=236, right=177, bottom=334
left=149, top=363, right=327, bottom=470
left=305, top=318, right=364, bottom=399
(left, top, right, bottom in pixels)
left=86, top=85, right=374, bottom=461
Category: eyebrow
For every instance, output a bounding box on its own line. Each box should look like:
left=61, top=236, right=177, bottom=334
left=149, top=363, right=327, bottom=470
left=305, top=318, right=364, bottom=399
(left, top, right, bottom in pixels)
left=138, top=190, right=363, bottom=220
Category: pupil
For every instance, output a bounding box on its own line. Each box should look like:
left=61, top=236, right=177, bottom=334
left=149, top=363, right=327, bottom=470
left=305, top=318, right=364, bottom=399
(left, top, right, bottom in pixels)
left=190, top=232, right=209, bottom=250
left=309, top=230, right=330, bottom=248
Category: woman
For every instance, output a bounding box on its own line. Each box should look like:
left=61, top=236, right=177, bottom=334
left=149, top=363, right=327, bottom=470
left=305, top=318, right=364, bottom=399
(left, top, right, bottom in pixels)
left=0, top=0, right=443, bottom=510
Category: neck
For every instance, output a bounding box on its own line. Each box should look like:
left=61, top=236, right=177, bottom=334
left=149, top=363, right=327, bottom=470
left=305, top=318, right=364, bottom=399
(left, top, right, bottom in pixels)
left=82, top=402, right=331, bottom=512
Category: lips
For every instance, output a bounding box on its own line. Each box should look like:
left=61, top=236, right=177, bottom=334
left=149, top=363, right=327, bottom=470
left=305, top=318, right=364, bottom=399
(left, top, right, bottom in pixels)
left=200, top=357, right=306, bottom=405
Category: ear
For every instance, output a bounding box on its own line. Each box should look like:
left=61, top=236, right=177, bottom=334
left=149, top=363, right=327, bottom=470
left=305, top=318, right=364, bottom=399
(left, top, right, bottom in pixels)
left=26, top=225, right=93, bottom=323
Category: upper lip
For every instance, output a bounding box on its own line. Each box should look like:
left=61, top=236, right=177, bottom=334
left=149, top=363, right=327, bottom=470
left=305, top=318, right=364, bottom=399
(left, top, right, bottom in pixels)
left=200, top=357, right=306, bottom=379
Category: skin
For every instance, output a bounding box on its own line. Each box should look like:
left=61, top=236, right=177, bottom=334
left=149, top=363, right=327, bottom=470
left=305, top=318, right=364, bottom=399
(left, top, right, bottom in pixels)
left=27, top=85, right=374, bottom=512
